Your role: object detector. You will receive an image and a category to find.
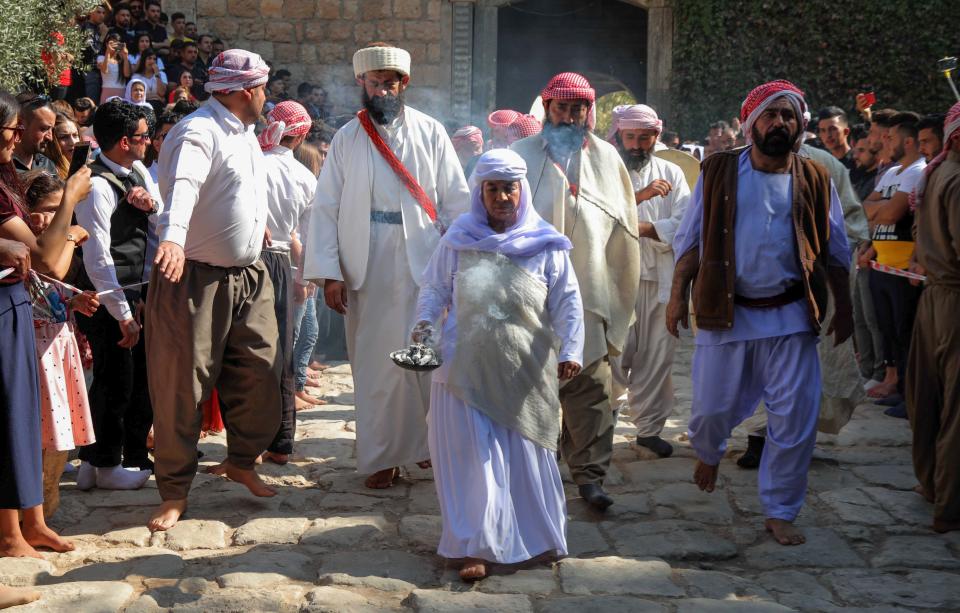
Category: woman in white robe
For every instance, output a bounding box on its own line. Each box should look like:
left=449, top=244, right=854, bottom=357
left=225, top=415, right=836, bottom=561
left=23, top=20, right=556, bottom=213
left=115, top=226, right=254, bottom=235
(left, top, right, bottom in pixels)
left=413, top=149, right=584, bottom=581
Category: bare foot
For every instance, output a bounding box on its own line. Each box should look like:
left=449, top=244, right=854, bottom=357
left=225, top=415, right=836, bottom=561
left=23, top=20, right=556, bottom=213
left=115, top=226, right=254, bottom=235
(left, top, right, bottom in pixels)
left=913, top=484, right=934, bottom=503
left=0, top=585, right=41, bottom=609
left=0, top=536, right=42, bottom=559
left=308, top=361, right=330, bottom=371
left=416, top=459, right=432, bottom=470
left=693, top=460, right=718, bottom=493
left=364, top=467, right=399, bottom=489
left=765, top=518, right=805, bottom=545
left=459, top=557, right=487, bottom=582
left=148, top=499, right=187, bottom=532
left=206, top=461, right=227, bottom=476
left=933, top=518, right=960, bottom=533
left=223, top=462, right=277, bottom=497
left=21, top=524, right=74, bottom=553
left=867, top=383, right=897, bottom=399
left=306, top=374, right=322, bottom=386
left=262, top=451, right=289, bottom=465
left=296, top=390, right=322, bottom=405
left=145, top=427, right=155, bottom=450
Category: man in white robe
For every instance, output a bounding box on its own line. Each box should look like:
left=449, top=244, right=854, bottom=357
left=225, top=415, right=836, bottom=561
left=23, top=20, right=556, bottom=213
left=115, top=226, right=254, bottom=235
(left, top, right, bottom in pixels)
left=607, top=105, right=690, bottom=458
left=511, top=73, right=640, bottom=510
left=302, top=44, right=470, bottom=488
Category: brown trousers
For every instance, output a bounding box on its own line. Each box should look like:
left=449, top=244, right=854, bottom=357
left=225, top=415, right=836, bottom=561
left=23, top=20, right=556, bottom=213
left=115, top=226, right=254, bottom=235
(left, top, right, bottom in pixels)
left=560, top=356, right=614, bottom=486
left=146, top=259, right=281, bottom=501
left=906, top=285, right=960, bottom=522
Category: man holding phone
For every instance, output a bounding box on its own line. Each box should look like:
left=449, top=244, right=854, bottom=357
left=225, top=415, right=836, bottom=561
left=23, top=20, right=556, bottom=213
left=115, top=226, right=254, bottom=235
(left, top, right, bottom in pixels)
left=73, top=98, right=163, bottom=490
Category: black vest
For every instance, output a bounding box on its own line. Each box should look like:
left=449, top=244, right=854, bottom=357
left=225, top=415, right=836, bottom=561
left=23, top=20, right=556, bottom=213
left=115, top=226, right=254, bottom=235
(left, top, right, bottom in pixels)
left=77, top=157, right=151, bottom=292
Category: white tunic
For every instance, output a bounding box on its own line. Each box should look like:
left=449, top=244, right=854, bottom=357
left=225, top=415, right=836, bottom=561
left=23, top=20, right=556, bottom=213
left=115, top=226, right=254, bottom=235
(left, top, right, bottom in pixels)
left=301, top=106, right=470, bottom=474
left=629, top=156, right=690, bottom=303
left=157, top=96, right=268, bottom=267
left=263, top=146, right=315, bottom=252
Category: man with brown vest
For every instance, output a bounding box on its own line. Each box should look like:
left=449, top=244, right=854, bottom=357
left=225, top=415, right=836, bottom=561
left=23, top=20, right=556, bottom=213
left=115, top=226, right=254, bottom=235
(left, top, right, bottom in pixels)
left=667, top=81, right=853, bottom=546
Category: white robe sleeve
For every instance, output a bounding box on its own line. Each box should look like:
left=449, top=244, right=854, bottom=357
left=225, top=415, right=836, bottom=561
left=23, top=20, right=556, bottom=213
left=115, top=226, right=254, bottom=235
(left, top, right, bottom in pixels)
left=545, top=249, right=585, bottom=365
left=415, top=243, right=456, bottom=325
left=303, top=130, right=347, bottom=283
left=652, top=164, right=692, bottom=249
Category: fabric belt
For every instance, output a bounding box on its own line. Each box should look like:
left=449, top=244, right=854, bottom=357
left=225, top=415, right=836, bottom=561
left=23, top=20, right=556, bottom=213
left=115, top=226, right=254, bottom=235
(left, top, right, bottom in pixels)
left=734, top=282, right=804, bottom=309
left=263, top=246, right=291, bottom=255
left=370, top=210, right=403, bottom=225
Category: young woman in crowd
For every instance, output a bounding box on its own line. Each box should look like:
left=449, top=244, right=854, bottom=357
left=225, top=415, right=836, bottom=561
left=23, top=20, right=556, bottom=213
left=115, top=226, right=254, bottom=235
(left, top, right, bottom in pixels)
left=0, top=90, right=92, bottom=557
left=167, top=72, right=197, bottom=104
left=21, top=171, right=99, bottom=518
left=130, top=49, right=167, bottom=102
left=97, top=33, right=129, bottom=103
left=46, top=113, right=81, bottom=179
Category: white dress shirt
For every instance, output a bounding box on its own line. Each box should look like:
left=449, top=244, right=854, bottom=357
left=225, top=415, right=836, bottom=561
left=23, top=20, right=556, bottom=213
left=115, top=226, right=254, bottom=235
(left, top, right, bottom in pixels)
left=157, top=96, right=268, bottom=267
left=263, top=146, right=316, bottom=253
left=74, top=154, right=163, bottom=321
left=629, top=156, right=691, bottom=302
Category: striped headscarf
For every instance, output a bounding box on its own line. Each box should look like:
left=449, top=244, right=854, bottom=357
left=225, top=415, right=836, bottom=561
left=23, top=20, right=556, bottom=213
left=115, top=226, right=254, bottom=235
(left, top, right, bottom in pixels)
left=204, top=49, right=270, bottom=94
left=258, top=101, right=313, bottom=151
left=740, top=80, right=807, bottom=145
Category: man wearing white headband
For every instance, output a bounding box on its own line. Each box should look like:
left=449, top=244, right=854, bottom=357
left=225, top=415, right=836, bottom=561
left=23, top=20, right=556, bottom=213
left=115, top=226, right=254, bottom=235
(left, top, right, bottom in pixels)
left=147, top=49, right=278, bottom=532
left=669, top=80, right=853, bottom=546
left=606, top=104, right=690, bottom=459
left=303, top=43, right=470, bottom=489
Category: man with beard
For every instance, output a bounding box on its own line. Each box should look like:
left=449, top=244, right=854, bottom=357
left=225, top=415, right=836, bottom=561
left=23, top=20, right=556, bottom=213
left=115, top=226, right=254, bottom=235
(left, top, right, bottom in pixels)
left=860, top=112, right=926, bottom=415
left=907, top=101, right=960, bottom=533
left=147, top=49, right=279, bottom=531
left=302, top=43, right=470, bottom=489
left=606, top=104, right=690, bottom=458
left=511, top=73, right=640, bottom=510
left=668, top=80, right=852, bottom=545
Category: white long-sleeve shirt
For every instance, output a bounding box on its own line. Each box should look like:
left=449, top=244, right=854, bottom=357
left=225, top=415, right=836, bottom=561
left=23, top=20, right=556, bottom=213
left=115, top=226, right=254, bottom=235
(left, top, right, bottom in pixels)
left=157, top=96, right=268, bottom=267
left=75, top=154, right=162, bottom=322
left=263, top=145, right=316, bottom=253
left=629, top=156, right=691, bottom=303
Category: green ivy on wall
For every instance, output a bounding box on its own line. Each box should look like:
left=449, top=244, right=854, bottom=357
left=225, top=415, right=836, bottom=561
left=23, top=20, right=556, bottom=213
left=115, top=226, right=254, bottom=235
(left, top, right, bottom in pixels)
left=670, top=0, right=959, bottom=141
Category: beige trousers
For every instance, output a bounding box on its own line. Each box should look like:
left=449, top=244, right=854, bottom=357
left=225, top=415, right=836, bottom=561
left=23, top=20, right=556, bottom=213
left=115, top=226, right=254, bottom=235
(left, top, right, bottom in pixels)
left=146, top=260, right=281, bottom=501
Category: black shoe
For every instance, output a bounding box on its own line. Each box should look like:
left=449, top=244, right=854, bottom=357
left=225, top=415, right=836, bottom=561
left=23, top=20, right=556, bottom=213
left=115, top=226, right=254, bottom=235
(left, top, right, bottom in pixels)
left=884, top=402, right=908, bottom=419
left=636, top=435, right=674, bottom=458
left=122, top=457, right=155, bottom=472
left=736, top=435, right=765, bottom=469
left=578, top=483, right=614, bottom=511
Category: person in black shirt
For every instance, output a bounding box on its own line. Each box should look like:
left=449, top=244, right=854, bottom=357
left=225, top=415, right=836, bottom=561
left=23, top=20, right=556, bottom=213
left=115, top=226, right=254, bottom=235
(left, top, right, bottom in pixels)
left=136, top=0, right=168, bottom=54
left=849, top=124, right=878, bottom=202
left=12, top=97, right=57, bottom=175
left=817, top=106, right=855, bottom=171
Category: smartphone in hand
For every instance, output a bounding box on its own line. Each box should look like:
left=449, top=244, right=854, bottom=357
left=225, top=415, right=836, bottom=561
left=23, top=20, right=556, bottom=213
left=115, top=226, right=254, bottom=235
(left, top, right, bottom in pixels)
left=862, top=92, right=876, bottom=107
left=67, top=143, right=91, bottom=177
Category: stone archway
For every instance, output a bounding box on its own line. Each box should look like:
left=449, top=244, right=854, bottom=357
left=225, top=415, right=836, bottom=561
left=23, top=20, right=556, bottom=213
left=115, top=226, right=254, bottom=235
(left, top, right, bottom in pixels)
left=450, top=0, right=673, bottom=126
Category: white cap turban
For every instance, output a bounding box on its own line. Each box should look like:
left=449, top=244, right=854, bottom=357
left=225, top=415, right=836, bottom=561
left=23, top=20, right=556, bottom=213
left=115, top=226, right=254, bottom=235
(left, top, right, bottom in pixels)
left=352, top=46, right=411, bottom=79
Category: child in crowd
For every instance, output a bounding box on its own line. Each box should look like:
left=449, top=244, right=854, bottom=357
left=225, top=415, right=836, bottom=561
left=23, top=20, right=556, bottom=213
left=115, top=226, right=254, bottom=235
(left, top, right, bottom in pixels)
left=22, top=171, right=99, bottom=517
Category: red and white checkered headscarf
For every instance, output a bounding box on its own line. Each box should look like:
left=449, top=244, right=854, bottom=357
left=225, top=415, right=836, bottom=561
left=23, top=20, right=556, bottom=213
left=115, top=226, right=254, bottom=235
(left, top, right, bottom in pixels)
left=508, top=114, right=542, bottom=142
left=452, top=125, right=484, bottom=149
left=911, top=101, right=960, bottom=210
left=258, top=101, right=312, bottom=151
left=740, top=80, right=807, bottom=145
left=487, top=109, right=520, bottom=128
left=204, top=49, right=270, bottom=94
left=541, top=72, right=595, bottom=103
left=606, top=104, right=662, bottom=141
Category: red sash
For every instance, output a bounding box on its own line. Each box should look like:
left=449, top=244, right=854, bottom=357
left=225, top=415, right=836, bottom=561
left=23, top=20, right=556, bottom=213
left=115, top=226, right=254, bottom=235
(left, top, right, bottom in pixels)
left=357, top=109, right=442, bottom=230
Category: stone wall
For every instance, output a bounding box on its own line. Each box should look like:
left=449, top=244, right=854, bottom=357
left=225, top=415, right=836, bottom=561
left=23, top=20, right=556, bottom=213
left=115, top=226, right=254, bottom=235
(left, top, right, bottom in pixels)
left=163, top=0, right=455, bottom=122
